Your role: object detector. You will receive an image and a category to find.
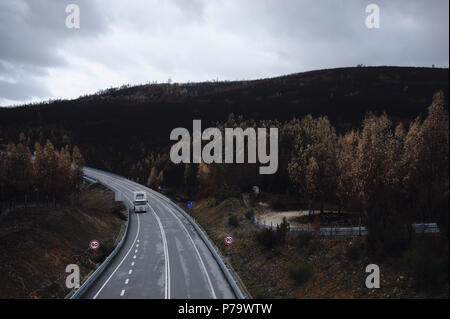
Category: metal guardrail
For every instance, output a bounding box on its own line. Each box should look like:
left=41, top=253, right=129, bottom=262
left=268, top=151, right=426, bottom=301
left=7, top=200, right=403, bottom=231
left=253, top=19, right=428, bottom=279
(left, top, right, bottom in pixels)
left=412, top=223, right=440, bottom=233
left=69, top=175, right=130, bottom=299
left=74, top=169, right=441, bottom=298
left=190, top=215, right=252, bottom=299
left=252, top=217, right=439, bottom=237
left=83, top=167, right=246, bottom=299
left=141, top=187, right=246, bottom=299
left=83, top=175, right=98, bottom=183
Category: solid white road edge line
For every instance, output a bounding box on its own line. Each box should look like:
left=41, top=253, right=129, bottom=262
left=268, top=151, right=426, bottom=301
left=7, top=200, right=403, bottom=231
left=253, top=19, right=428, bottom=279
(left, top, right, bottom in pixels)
left=92, top=197, right=140, bottom=299
left=156, top=199, right=217, bottom=299
left=149, top=203, right=171, bottom=299
left=108, top=174, right=217, bottom=299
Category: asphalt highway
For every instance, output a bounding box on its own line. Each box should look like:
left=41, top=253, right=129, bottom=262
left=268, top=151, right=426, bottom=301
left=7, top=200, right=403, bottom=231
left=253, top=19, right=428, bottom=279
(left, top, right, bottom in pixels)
left=81, top=167, right=236, bottom=299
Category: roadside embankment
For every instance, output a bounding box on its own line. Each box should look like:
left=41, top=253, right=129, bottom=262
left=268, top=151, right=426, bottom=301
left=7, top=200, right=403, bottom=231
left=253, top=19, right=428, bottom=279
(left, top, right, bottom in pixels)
left=183, top=196, right=449, bottom=299
left=0, top=183, right=126, bottom=299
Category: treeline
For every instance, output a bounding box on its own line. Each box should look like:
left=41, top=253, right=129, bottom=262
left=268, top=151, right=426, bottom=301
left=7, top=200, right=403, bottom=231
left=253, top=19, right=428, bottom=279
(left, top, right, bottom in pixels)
left=141, top=92, right=448, bottom=245
left=1, top=67, right=447, bottom=180
left=0, top=137, right=85, bottom=211
left=142, top=114, right=304, bottom=195
left=288, top=91, right=449, bottom=249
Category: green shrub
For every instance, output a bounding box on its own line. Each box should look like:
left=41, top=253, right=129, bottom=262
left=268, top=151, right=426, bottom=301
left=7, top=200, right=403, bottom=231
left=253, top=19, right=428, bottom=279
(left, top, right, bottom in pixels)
left=252, top=287, right=266, bottom=299
left=245, top=209, right=255, bottom=220
left=288, top=259, right=313, bottom=285
left=228, top=214, right=239, bottom=227
left=256, top=228, right=277, bottom=249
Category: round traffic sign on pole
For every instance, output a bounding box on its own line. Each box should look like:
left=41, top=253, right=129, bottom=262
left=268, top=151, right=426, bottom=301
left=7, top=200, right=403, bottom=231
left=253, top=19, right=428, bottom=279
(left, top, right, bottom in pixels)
left=224, top=235, right=234, bottom=246
left=89, top=240, right=100, bottom=250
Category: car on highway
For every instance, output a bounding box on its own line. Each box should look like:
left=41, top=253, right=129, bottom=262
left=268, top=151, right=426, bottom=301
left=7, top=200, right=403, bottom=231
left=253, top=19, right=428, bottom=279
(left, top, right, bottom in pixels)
left=133, top=191, right=149, bottom=213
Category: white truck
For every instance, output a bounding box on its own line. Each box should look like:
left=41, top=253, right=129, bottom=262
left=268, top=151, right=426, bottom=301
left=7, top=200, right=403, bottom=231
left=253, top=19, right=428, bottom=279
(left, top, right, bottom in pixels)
left=133, top=191, right=149, bottom=213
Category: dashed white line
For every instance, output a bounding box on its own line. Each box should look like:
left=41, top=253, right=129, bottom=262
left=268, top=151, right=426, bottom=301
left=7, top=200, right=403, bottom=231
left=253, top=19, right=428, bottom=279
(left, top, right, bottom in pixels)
left=86, top=171, right=218, bottom=300
left=131, top=262, right=135, bottom=266
left=117, top=175, right=212, bottom=299
left=120, top=289, right=125, bottom=296
left=92, top=203, right=140, bottom=299
left=128, top=269, right=133, bottom=275
left=157, top=200, right=217, bottom=299
left=135, top=249, right=138, bottom=253
left=125, top=279, right=129, bottom=285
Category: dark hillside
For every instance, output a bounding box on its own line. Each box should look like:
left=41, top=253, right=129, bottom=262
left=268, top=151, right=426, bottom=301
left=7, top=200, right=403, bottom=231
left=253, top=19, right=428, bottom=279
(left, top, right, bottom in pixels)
left=0, top=66, right=448, bottom=176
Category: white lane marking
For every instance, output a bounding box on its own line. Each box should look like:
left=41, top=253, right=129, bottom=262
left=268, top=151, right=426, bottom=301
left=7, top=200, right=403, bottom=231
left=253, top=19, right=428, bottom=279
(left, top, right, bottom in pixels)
left=92, top=202, right=140, bottom=299
left=149, top=203, right=171, bottom=299
left=135, top=249, right=138, bottom=253
left=125, top=279, right=129, bottom=285
left=131, top=262, right=135, bottom=266
left=120, top=289, right=125, bottom=296
left=136, top=244, right=139, bottom=248
left=129, top=269, right=133, bottom=275
left=105, top=174, right=216, bottom=299
left=83, top=170, right=173, bottom=300
left=156, top=199, right=217, bottom=299
left=133, top=255, right=136, bottom=259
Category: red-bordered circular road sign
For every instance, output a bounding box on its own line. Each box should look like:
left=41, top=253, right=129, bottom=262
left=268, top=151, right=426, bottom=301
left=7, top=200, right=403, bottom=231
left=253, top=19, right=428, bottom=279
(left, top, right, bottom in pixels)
left=224, top=235, right=234, bottom=245
left=89, top=240, right=100, bottom=250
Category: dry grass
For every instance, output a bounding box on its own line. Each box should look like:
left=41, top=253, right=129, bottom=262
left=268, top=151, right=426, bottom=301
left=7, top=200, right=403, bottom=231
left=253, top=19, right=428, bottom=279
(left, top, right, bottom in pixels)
left=184, top=197, right=449, bottom=299
left=0, top=184, right=126, bottom=299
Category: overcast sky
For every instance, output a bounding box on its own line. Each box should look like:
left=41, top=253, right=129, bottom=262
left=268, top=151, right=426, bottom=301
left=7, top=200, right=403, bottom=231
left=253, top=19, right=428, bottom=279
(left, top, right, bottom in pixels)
left=0, top=0, right=448, bottom=106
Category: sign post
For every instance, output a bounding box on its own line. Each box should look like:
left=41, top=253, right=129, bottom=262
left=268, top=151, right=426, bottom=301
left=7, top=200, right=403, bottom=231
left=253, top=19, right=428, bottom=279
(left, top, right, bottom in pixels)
left=224, top=235, right=233, bottom=246
left=224, top=234, right=233, bottom=256
left=89, top=240, right=100, bottom=250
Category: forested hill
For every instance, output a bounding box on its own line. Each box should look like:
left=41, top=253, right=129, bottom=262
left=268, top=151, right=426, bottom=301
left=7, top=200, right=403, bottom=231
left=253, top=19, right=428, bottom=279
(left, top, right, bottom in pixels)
left=0, top=66, right=448, bottom=175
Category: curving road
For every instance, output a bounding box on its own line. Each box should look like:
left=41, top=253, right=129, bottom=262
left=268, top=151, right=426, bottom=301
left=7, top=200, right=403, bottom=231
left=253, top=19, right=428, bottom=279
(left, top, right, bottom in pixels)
left=81, top=167, right=236, bottom=299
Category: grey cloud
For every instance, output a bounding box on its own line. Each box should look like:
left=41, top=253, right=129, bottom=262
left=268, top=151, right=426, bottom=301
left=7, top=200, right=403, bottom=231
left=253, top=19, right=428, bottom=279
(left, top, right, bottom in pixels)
left=0, top=60, right=51, bottom=102
left=172, top=0, right=205, bottom=22
left=0, top=78, right=50, bottom=102
left=0, top=0, right=108, bottom=104
left=225, top=0, right=449, bottom=70
left=0, top=0, right=448, bottom=106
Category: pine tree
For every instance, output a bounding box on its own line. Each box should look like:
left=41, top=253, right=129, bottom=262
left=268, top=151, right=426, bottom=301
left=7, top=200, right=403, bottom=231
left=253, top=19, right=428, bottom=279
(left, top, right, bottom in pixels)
left=288, top=115, right=338, bottom=213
